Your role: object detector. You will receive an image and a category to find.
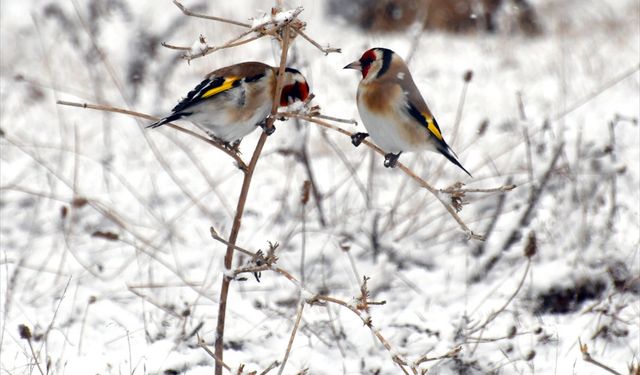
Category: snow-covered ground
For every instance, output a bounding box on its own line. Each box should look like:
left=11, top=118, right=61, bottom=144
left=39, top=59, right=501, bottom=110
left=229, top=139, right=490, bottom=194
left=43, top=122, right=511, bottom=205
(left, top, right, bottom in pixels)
left=1, top=0, right=639, bottom=374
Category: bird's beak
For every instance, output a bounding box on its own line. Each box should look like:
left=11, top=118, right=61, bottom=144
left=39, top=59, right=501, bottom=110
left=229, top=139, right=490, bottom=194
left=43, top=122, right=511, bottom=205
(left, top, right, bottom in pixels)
left=343, top=60, right=361, bottom=70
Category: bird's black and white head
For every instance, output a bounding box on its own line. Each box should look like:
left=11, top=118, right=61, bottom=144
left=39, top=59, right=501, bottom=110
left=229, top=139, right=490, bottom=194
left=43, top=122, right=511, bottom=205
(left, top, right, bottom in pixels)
left=343, top=48, right=396, bottom=82
left=279, top=67, right=310, bottom=106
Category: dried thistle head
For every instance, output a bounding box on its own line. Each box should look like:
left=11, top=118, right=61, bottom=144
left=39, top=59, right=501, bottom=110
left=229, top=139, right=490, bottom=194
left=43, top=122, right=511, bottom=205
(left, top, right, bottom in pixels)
left=301, top=180, right=311, bottom=205
left=443, top=182, right=467, bottom=213
left=524, top=231, right=537, bottom=258
left=18, top=324, right=32, bottom=340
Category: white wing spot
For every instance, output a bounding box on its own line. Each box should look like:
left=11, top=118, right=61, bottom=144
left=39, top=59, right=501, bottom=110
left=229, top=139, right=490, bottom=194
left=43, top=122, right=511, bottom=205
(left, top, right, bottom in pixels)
left=397, top=72, right=405, bottom=80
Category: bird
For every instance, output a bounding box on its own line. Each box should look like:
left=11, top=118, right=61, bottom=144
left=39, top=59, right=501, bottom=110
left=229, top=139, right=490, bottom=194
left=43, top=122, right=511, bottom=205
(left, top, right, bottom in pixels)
left=344, top=47, right=471, bottom=176
left=148, top=62, right=310, bottom=147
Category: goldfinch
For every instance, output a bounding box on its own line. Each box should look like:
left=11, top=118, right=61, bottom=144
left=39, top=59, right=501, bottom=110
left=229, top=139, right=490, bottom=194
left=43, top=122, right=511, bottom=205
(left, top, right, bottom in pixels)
left=148, top=62, right=309, bottom=145
left=344, top=48, right=471, bottom=176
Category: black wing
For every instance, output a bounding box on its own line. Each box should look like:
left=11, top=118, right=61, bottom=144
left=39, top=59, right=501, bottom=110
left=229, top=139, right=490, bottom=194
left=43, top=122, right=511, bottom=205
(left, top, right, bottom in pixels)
left=147, top=75, right=242, bottom=128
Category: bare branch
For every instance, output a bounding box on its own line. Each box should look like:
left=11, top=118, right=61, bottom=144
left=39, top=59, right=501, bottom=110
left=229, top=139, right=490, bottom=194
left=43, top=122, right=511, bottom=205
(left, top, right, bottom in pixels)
left=160, top=42, right=192, bottom=51
left=197, top=333, right=232, bottom=371
left=579, top=339, right=623, bottom=375
left=171, top=7, right=304, bottom=62
left=293, top=28, right=341, bottom=55
left=277, top=302, right=305, bottom=375
left=283, top=112, right=485, bottom=240
left=172, top=0, right=251, bottom=27
left=213, top=21, right=295, bottom=375
left=56, top=100, right=247, bottom=169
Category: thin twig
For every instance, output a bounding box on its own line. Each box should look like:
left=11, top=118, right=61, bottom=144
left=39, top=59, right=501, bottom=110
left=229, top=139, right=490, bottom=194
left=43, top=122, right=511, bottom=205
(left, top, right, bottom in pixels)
left=260, top=360, right=281, bottom=375
left=160, top=42, right=192, bottom=51
left=197, top=333, right=232, bottom=371
left=209, top=232, right=420, bottom=374
left=209, top=227, right=255, bottom=257
left=283, top=112, right=485, bottom=240
left=312, top=113, right=358, bottom=125
left=466, top=258, right=531, bottom=335
left=18, top=325, right=44, bottom=375
left=213, top=23, right=293, bottom=375
left=293, top=28, right=341, bottom=55
left=277, top=301, right=305, bottom=375
left=172, top=0, right=251, bottom=27
left=56, top=100, right=247, bottom=169
left=552, top=64, right=639, bottom=122
left=579, top=339, right=623, bottom=375
left=472, top=143, right=563, bottom=281
left=413, top=346, right=462, bottom=367
left=441, top=184, right=516, bottom=194
left=451, top=71, right=473, bottom=145
left=173, top=7, right=304, bottom=62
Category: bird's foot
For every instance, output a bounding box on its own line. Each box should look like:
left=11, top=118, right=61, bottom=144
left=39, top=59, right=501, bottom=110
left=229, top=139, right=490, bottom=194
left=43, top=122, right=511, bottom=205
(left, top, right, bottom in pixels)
left=351, top=132, right=369, bottom=147
left=384, top=152, right=402, bottom=168
left=228, top=140, right=242, bottom=154
left=207, top=132, right=242, bottom=153
left=207, top=132, right=229, bottom=146
left=258, top=119, right=276, bottom=136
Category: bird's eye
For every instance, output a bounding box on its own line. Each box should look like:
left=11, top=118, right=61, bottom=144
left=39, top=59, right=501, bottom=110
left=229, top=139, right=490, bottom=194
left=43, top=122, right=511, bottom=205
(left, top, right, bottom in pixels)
left=360, top=57, right=374, bottom=67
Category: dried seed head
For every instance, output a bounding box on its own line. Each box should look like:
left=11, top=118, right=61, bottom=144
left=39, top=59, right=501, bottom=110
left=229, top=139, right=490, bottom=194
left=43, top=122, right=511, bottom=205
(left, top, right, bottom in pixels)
left=72, top=197, right=88, bottom=208
left=507, top=325, right=517, bottom=339
left=301, top=180, right=311, bottom=205
left=464, top=70, right=473, bottom=82
left=524, top=350, right=536, bottom=361
left=477, top=119, right=489, bottom=136
left=524, top=231, right=537, bottom=258
left=18, top=324, right=32, bottom=340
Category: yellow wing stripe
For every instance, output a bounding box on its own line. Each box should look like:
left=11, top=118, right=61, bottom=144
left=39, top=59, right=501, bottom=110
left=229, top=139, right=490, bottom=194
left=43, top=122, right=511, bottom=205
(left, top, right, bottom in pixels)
left=424, top=113, right=443, bottom=141
left=201, top=77, right=239, bottom=99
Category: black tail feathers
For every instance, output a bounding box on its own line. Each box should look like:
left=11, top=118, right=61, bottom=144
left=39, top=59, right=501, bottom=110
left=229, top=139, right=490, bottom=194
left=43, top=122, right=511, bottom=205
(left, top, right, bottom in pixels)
left=146, top=112, right=186, bottom=129
left=438, top=145, right=472, bottom=177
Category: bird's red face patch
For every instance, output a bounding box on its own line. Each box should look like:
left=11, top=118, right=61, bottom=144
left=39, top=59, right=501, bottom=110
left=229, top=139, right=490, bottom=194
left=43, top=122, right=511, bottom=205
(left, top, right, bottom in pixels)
left=280, top=81, right=309, bottom=106
left=360, top=49, right=377, bottom=79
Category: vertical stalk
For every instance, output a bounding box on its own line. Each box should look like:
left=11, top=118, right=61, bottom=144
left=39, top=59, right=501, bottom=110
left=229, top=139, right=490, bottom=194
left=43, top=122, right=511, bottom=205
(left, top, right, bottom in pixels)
left=214, top=25, right=292, bottom=375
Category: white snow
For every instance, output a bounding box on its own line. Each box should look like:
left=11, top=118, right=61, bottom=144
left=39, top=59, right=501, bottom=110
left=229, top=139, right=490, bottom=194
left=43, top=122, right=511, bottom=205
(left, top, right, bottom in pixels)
left=1, top=0, right=639, bottom=374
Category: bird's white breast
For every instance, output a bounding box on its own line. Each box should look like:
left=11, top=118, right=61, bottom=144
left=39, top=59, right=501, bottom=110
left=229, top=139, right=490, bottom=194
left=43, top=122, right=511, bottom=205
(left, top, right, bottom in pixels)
left=188, top=81, right=271, bottom=142
left=356, top=87, right=418, bottom=153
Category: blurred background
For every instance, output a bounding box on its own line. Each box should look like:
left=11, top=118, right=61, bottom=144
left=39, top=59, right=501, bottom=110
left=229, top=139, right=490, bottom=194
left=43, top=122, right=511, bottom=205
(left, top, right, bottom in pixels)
left=1, top=1, right=638, bottom=374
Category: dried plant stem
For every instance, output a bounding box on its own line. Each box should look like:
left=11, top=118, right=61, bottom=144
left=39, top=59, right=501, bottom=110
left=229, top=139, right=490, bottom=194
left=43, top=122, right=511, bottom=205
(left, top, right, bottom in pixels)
left=260, top=361, right=281, bottom=375
left=607, top=119, right=618, bottom=230
left=172, top=0, right=251, bottom=27
left=473, top=178, right=512, bottom=256
left=313, top=295, right=410, bottom=374
left=473, top=143, right=563, bottom=281
left=55, top=100, right=247, bottom=169
left=197, top=333, right=232, bottom=372
left=213, top=24, right=292, bottom=375
left=442, top=185, right=516, bottom=194
left=283, top=112, right=484, bottom=240
left=160, top=42, right=191, bottom=51
left=579, top=339, right=623, bottom=375
left=169, top=8, right=303, bottom=62
left=293, top=28, right=341, bottom=55
left=207, top=232, right=427, bottom=373
left=466, top=258, right=531, bottom=336
left=277, top=301, right=305, bottom=375
left=451, top=74, right=471, bottom=144
left=552, top=63, right=639, bottom=122
left=19, top=327, right=45, bottom=375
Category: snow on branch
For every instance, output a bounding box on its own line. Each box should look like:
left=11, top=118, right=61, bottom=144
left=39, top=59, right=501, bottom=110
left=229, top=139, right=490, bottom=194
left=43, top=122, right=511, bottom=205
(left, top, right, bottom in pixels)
left=163, top=4, right=340, bottom=61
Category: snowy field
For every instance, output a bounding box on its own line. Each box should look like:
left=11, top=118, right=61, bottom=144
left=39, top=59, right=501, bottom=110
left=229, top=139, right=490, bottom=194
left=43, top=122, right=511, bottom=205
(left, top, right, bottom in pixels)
left=1, top=0, right=639, bottom=374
